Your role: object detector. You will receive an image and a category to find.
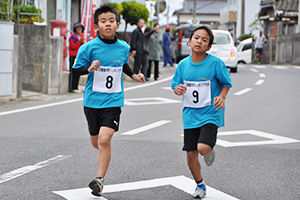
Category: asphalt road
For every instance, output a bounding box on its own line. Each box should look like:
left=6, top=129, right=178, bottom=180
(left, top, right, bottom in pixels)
left=0, top=64, right=299, bottom=200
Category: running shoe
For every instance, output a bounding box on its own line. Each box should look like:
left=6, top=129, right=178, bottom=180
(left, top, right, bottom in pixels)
left=89, top=177, right=104, bottom=197
left=258, top=62, right=260, bottom=65
left=204, top=149, right=215, bottom=166
left=193, top=182, right=206, bottom=198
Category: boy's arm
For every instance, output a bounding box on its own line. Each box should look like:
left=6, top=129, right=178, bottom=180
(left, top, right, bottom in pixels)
left=73, top=60, right=100, bottom=75
left=213, top=86, right=230, bottom=110
left=123, top=63, right=145, bottom=83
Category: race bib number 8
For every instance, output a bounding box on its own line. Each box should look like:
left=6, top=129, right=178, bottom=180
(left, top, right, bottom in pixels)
left=93, top=66, right=122, bottom=93
left=183, top=80, right=211, bottom=108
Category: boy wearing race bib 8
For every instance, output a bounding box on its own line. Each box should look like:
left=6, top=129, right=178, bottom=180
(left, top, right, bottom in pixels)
left=171, top=26, right=232, bottom=198
left=72, top=5, right=145, bottom=197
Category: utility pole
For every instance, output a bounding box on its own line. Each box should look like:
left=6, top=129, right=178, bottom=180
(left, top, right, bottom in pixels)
left=241, top=0, right=245, bottom=34
left=298, top=0, right=300, bottom=32
left=156, top=0, right=160, bottom=24
left=193, top=0, right=196, bottom=20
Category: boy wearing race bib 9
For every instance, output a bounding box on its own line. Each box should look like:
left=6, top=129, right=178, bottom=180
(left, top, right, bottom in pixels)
left=72, top=5, right=145, bottom=197
left=171, top=26, right=232, bottom=198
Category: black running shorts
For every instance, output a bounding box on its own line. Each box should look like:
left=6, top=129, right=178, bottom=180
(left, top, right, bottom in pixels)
left=256, top=48, right=263, bottom=55
left=84, top=107, right=122, bottom=136
left=182, top=123, right=218, bottom=151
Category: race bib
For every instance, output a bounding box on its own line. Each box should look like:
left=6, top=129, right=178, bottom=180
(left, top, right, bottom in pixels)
left=93, top=66, right=122, bottom=93
left=183, top=80, right=211, bottom=108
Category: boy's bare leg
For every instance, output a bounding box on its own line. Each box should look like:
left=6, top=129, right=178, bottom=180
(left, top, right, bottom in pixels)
left=90, top=126, right=115, bottom=178
left=187, top=151, right=202, bottom=181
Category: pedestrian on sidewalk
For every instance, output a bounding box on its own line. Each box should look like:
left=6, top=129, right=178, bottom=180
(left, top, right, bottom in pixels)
left=72, top=5, right=145, bottom=197
left=162, top=25, right=173, bottom=67
left=148, top=23, right=162, bottom=81
left=69, top=22, right=85, bottom=92
left=253, top=30, right=267, bottom=65
left=141, top=27, right=156, bottom=81
left=171, top=26, right=232, bottom=199
left=131, top=18, right=145, bottom=74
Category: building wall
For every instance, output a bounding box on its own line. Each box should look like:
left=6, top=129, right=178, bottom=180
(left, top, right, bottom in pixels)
left=179, top=14, right=220, bottom=25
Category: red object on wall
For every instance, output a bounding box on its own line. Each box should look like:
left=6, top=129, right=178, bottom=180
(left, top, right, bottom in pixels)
left=50, top=19, right=70, bottom=71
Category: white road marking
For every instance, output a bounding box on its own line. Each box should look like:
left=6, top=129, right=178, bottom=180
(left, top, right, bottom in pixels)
left=0, top=76, right=174, bottom=116
left=0, top=155, right=71, bottom=184
left=233, top=88, right=252, bottom=95
left=53, top=175, right=240, bottom=200
left=273, top=66, right=288, bottom=69
left=161, top=87, right=173, bottom=91
left=124, top=97, right=180, bottom=106
left=252, top=65, right=266, bottom=69
left=0, top=98, right=83, bottom=116
left=259, top=73, right=266, bottom=78
left=255, top=79, right=265, bottom=85
left=250, top=68, right=259, bottom=73
left=121, top=120, right=171, bottom=135
left=217, top=130, right=300, bottom=147
left=293, top=66, right=300, bottom=70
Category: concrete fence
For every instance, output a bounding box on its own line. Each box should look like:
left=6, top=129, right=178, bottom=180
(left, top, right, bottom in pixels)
left=1, top=24, right=66, bottom=101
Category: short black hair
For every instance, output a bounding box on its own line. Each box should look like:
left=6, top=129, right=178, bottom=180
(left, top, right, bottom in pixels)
left=94, top=5, right=118, bottom=25
left=154, top=23, right=159, bottom=27
left=190, top=26, right=214, bottom=46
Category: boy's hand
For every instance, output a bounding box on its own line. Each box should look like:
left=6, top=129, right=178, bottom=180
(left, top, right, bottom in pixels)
left=88, top=60, right=100, bottom=73
left=174, top=84, right=187, bottom=96
left=132, top=73, right=145, bottom=83
left=213, top=96, right=225, bottom=110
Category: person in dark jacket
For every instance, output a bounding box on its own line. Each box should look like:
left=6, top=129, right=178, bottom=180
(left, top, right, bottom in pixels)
left=141, top=27, right=155, bottom=81
left=69, top=22, right=85, bottom=92
left=131, top=19, right=145, bottom=74
left=162, top=25, right=173, bottom=67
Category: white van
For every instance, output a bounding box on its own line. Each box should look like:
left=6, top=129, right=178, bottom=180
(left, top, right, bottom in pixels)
left=236, top=38, right=252, bottom=64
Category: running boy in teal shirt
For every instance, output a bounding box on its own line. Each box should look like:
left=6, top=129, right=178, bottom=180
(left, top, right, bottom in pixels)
left=73, top=5, right=145, bottom=197
left=171, top=26, right=232, bottom=198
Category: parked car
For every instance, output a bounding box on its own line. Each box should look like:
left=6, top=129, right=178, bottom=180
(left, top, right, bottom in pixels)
left=171, top=26, right=238, bottom=72
left=207, top=30, right=238, bottom=73
left=171, top=24, right=198, bottom=63
left=236, top=38, right=252, bottom=64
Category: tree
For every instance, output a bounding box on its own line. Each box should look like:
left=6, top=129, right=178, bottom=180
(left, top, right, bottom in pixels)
left=121, top=1, right=149, bottom=32
left=107, top=2, right=123, bottom=22
left=248, top=13, right=263, bottom=33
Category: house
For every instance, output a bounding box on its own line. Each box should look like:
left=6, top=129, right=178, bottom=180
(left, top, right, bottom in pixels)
left=258, top=0, right=299, bottom=39
left=173, top=0, right=227, bottom=28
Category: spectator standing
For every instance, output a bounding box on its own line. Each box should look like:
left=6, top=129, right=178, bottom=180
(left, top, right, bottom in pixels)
left=148, top=23, right=162, bottom=80
left=162, top=25, right=173, bottom=67
left=141, top=27, right=155, bottom=81
left=131, top=19, right=145, bottom=74
left=69, top=22, right=85, bottom=92
left=253, top=30, right=267, bottom=65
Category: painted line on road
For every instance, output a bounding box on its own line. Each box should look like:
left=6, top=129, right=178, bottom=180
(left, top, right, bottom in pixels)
left=233, top=88, right=252, bottom=96
left=250, top=68, right=259, bottom=73
left=124, top=97, right=181, bottom=106
left=53, top=175, right=240, bottom=200
left=255, top=79, right=265, bottom=85
left=273, top=66, right=288, bottom=70
left=217, top=130, right=300, bottom=147
left=0, top=98, right=83, bottom=116
left=121, top=120, right=171, bottom=135
left=0, top=155, right=71, bottom=184
left=259, top=73, right=266, bottom=78
left=0, top=76, right=174, bottom=116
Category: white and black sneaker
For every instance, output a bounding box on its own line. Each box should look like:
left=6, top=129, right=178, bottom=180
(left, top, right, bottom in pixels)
left=89, top=177, right=104, bottom=197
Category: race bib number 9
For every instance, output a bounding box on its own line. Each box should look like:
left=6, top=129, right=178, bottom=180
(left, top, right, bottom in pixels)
left=93, top=66, right=122, bottom=93
left=183, top=80, right=211, bottom=108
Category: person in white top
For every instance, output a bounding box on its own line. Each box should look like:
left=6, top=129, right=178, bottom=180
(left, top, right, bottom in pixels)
left=253, top=31, right=267, bottom=64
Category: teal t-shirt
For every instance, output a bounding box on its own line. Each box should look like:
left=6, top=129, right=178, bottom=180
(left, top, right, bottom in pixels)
left=171, top=54, right=232, bottom=129
left=73, top=37, right=130, bottom=109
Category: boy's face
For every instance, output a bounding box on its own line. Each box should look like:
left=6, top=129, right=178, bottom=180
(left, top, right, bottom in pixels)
left=94, top=12, right=119, bottom=39
left=188, top=29, right=211, bottom=53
